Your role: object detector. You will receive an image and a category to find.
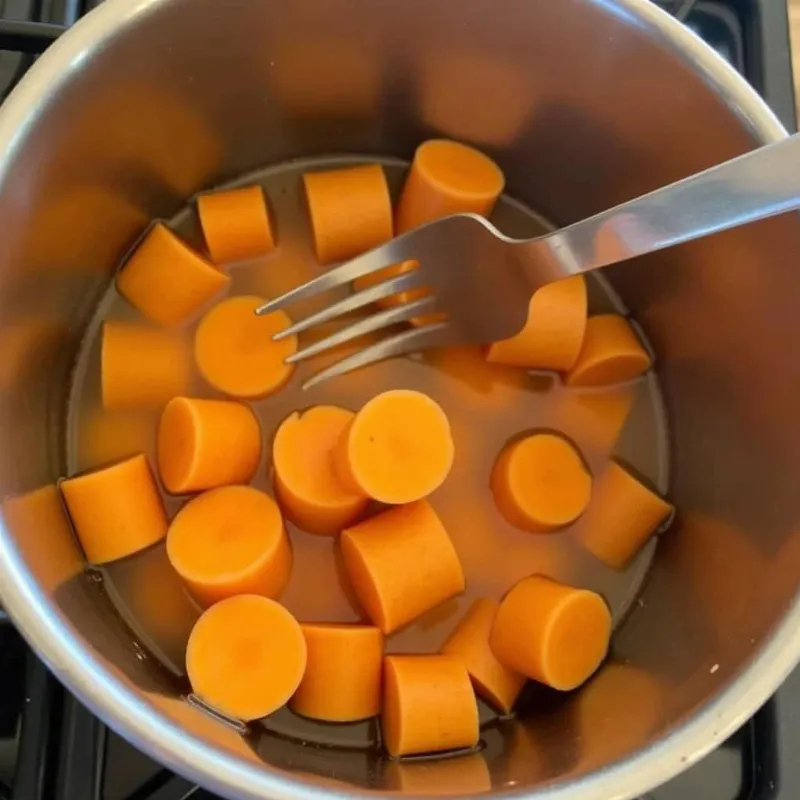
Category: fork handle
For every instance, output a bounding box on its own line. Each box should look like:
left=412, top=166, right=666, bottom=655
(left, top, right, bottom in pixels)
left=532, top=132, right=800, bottom=274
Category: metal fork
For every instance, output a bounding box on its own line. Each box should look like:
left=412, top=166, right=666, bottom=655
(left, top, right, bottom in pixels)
left=257, top=132, right=800, bottom=390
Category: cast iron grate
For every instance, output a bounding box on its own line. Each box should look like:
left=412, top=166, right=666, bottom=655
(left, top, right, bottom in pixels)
left=652, top=0, right=796, bottom=130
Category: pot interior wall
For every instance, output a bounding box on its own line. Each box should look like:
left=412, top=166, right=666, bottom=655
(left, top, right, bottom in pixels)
left=1, top=0, right=800, bottom=794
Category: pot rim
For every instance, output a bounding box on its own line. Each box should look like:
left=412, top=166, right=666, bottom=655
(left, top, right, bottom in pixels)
left=0, top=1, right=792, bottom=798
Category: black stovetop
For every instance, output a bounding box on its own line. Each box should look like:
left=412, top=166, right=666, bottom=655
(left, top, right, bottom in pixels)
left=0, top=1, right=796, bottom=798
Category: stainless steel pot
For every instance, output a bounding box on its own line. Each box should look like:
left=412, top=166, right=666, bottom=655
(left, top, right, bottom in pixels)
left=0, top=0, right=798, bottom=797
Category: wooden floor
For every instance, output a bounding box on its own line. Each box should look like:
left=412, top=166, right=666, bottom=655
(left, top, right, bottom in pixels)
left=790, top=0, right=800, bottom=123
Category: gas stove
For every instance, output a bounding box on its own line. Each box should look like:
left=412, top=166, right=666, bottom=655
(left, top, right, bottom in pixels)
left=0, top=1, right=795, bottom=799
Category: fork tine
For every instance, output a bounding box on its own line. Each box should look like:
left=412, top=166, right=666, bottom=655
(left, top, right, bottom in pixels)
left=273, top=269, right=427, bottom=341
left=301, top=321, right=453, bottom=391
left=286, top=296, right=438, bottom=364
left=254, top=246, right=405, bottom=316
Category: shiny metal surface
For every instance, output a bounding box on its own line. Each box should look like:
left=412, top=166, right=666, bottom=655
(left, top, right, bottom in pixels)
left=0, top=0, right=797, bottom=799
left=263, top=131, right=800, bottom=387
